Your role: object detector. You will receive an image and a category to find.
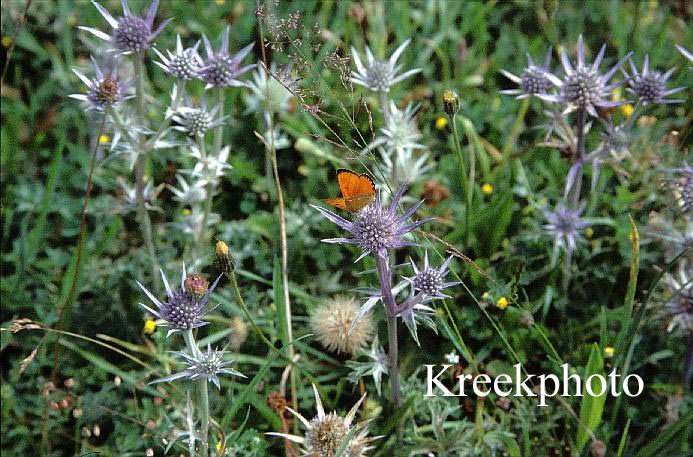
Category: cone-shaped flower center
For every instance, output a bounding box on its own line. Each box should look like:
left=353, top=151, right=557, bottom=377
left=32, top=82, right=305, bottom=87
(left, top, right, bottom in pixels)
left=562, top=67, right=605, bottom=108
left=115, top=15, right=150, bottom=52
left=521, top=66, right=552, bottom=95
left=351, top=205, right=397, bottom=255
left=413, top=267, right=444, bottom=295
left=631, top=72, right=665, bottom=103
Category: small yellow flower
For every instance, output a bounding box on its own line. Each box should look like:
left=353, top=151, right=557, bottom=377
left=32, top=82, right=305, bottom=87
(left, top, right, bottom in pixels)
left=604, top=346, right=614, bottom=358
left=621, top=104, right=634, bottom=117
left=482, top=291, right=490, bottom=300
left=496, top=297, right=508, bottom=310
left=182, top=208, right=192, bottom=216
left=481, top=183, right=493, bottom=195
left=143, top=320, right=156, bottom=334
left=585, top=227, right=594, bottom=238
left=216, top=441, right=223, bottom=452
left=215, top=0, right=225, bottom=4
left=1, top=36, right=12, bottom=48
left=99, top=134, right=110, bottom=144
left=435, top=116, right=448, bottom=130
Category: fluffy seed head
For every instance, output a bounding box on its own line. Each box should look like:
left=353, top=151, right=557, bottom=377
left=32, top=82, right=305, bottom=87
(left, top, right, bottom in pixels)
left=306, top=414, right=357, bottom=456
left=310, top=296, right=374, bottom=356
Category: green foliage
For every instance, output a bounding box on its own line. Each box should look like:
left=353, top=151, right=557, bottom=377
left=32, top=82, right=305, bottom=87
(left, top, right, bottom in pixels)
left=2, top=0, right=692, bottom=456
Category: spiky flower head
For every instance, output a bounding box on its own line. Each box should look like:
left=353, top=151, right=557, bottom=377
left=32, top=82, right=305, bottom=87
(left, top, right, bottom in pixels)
left=543, top=201, right=591, bottom=259
left=351, top=39, right=421, bottom=93
left=80, top=0, right=171, bottom=54
left=500, top=47, right=557, bottom=98
left=172, top=98, right=228, bottom=138
left=405, top=252, right=459, bottom=300
left=154, top=35, right=203, bottom=80
left=313, top=183, right=434, bottom=261
left=346, top=336, right=389, bottom=396
left=70, top=57, right=132, bottom=111
left=539, top=35, right=631, bottom=117
left=115, top=176, right=163, bottom=213
left=310, top=296, right=375, bottom=356
left=150, top=343, right=245, bottom=389
left=199, top=26, right=255, bottom=89
left=623, top=55, right=684, bottom=105
left=244, top=63, right=294, bottom=117
left=664, top=164, right=693, bottom=214
left=599, top=122, right=632, bottom=160
left=267, top=385, right=380, bottom=457
left=661, top=263, right=692, bottom=334
left=137, top=266, right=221, bottom=336
left=365, top=102, right=423, bottom=153
left=167, top=174, right=207, bottom=205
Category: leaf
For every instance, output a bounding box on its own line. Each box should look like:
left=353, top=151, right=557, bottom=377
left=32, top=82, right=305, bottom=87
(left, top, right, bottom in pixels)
left=576, top=343, right=607, bottom=451
left=220, top=334, right=310, bottom=429
left=634, top=410, right=692, bottom=457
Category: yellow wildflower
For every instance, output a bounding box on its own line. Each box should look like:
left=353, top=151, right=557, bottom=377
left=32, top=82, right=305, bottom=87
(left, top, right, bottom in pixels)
left=435, top=116, right=448, bottom=130
left=496, top=297, right=508, bottom=310
left=481, top=183, right=493, bottom=195
left=143, top=320, right=156, bottom=334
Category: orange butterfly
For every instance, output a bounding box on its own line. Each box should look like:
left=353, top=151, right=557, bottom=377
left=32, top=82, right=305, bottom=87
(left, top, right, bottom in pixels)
left=323, top=169, right=376, bottom=213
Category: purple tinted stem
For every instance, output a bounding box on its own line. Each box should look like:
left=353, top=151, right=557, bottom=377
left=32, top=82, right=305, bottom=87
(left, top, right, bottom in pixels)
left=376, top=255, right=402, bottom=408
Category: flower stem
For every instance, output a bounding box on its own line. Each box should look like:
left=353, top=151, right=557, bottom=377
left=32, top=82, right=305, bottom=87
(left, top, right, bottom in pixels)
left=449, top=113, right=470, bottom=247
left=375, top=255, right=401, bottom=410
left=378, top=91, right=397, bottom=186
left=568, top=108, right=587, bottom=210
left=183, top=331, right=209, bottom=457
left=133, top=52, right=159, bottom=289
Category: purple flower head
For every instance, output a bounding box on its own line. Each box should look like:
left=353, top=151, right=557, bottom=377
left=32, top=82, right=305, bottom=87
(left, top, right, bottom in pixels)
left=405, top=252, right=459, bottom=300
left=664, top=163, right=693, bottom=214
left=69, top=57, right=133, bottom=111
left=543, top=201, right=591, bottom=257
left=351, top=39, right=422, bottom=93
left=662, top=263, right=692, bottom=334
left=312, top=183, right=434, bottom=261
left=500, top=47, right=559, bottom=99
left=137, top=265, right=221, bottom=336
left=151, top=343, right=245, bottom=389
left=80, top=0, right=171, bottom=54
left=623, top=55, right=685, bottom=105
left=153, top=35, right=204, bottom=80
left=199, top=26, right=255, bottom=89
left=539, top=35, right=632, bottom=117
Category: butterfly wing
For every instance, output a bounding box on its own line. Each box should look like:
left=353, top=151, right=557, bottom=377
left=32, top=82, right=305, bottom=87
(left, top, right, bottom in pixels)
left=336, top=169, right=375, bottom=198
left=323, top=197, right=348, bottom=211
left=325, top=169, right=376, bottom=212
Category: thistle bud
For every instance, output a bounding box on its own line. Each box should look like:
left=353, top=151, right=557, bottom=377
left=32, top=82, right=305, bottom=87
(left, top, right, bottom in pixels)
left=215, top=240, right=234, bottom=275
left=184, top=274, right=209, bottom=298
left=442, top=90, right=460, bottom=116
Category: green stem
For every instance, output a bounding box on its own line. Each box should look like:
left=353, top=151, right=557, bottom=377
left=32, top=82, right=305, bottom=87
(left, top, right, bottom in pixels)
left=183, top=331, right=208, bottom=456
left=133, top=52, right=159, bottom=289
left=568, top=108, right=587, bottom=210
left=146, top=79, right=186, bottom=150
left=225, top=268, right=276, bottom=352
left=450, top=113, right=470, bottom=247
left=386, top=315, right=401, bottom=409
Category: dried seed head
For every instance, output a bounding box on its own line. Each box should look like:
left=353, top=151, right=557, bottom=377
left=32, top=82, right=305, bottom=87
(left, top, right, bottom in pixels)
left=310, top=296, right=374, bottom=356
left=184, top=274, right=209, bottom=298
left=442, top=90, right=460, bottom=116
left=306, top=413, right=354, bottom=456
left=215, top=240, right=235, bottom=275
